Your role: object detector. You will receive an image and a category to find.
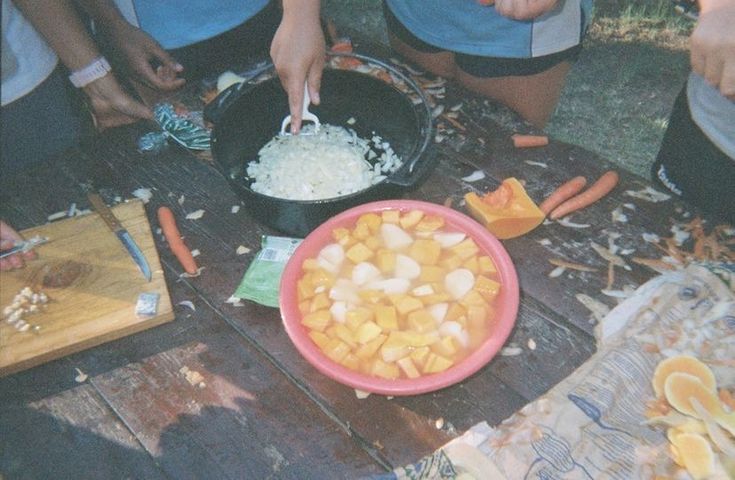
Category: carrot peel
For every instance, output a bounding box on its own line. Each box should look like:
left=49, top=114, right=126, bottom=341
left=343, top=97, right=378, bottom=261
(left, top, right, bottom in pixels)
left=549, top=171, right=620, bottom=220
left=157, top=206, right=198, bottom=275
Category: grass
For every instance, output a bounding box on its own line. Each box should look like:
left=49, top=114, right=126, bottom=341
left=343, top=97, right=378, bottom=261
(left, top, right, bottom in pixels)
left=323, top=0, right=695, bottom=178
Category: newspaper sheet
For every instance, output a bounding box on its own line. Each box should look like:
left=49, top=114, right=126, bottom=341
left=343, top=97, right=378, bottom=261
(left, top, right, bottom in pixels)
left=377, top=263, right=734, bottom=480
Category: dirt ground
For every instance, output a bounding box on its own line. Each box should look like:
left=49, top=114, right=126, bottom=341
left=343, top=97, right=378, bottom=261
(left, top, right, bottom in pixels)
left=323, top=0, right=693, bottom=179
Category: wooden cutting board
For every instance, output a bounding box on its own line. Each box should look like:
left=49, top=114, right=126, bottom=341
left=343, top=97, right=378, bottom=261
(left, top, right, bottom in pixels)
left=0, top=200, right=173, bottom=376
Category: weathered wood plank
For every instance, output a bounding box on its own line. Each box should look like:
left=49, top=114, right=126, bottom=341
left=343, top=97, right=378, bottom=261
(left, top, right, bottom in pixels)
left=0, top=383, right=168, bottom=479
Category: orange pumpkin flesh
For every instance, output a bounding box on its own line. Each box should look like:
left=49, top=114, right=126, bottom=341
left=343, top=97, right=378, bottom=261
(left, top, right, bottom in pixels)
left=464, top=178, right=545, bottom=239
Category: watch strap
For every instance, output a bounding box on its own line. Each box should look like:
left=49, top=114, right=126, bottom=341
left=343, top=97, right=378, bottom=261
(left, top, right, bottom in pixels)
left=69, top=57, right=111, bottom=88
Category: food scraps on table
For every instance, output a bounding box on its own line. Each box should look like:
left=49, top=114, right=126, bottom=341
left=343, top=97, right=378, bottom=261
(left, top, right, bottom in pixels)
left=645, top=355, right=735, bottom=479
left=464, top=178, right=545, bottom=239
left=296, top=208, right=503, bottom=380
left=3, top=286, right=48, bottom=333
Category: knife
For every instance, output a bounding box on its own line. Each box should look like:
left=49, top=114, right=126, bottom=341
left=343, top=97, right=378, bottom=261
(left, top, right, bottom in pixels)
left=87, top=193, right=152, bottom=282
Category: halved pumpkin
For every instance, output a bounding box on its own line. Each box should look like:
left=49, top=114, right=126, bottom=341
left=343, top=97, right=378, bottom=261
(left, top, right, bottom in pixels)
left=464, top=178, right=545, bottom=239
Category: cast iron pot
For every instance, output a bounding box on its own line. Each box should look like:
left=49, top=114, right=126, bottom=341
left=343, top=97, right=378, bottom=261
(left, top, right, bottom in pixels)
left=208, top=53, right=435, bottom=238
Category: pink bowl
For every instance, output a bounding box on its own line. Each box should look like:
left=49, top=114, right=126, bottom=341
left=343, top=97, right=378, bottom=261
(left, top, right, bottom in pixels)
left=279, top=200, right=519, bottom=396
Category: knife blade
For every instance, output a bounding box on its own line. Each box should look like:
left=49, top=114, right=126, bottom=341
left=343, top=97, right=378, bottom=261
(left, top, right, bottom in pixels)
left=87, top=193, right=152, bottom=282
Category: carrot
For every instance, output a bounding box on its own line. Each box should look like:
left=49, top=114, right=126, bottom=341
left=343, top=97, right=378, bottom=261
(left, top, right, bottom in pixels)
left=549, top=170, right=620, bottom=219
left=511, top=134, right=549, bottom=148
left=157, top=206, right=198, bottom=275
left=539, top=176, right=588, bottom=215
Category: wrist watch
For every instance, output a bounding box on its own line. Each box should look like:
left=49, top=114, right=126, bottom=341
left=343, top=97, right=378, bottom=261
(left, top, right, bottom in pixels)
left=68, top=57, right=112, bottom=88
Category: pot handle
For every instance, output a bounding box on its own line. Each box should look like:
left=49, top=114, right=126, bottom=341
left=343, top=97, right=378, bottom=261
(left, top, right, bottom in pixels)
left=384, top=146, right=437, bottom=189
left=203, top=63, right=274, bottom=124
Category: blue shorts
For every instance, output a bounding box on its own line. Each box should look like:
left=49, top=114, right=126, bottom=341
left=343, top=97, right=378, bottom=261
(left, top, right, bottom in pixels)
left=1, top=67, right=86, bottom=171
left=384, top=1, right=583, bottom=77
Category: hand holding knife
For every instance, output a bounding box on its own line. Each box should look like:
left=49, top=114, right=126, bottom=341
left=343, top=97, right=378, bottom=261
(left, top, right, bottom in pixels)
left=87, top=193, right=152, bottom=282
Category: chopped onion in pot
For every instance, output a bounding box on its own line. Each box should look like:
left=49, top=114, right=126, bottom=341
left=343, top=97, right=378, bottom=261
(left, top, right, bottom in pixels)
left=246, top=124, right=402, bottom=201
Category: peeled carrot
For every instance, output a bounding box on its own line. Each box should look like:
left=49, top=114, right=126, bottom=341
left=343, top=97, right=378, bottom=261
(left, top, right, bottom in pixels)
left=512, top=134, right=549, bottom=148
left=539, top=176, right=588, bottom=215
left=157, top=206, right=198, bottom=275
left=549, top=170, right=620, bottom=220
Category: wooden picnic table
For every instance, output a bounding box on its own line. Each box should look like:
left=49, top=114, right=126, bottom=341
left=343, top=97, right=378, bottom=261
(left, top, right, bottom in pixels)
left=0, top=49, right=723, bottom=479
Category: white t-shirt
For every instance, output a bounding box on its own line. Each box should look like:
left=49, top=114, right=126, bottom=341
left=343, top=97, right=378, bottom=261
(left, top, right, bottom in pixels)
left=1, top=0, right=58, bottom=106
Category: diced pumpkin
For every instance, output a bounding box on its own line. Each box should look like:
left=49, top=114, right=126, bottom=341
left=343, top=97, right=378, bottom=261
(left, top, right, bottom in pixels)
left=423, top=353, right=454, bottom=374
left=371, top=359, right=400, bottom=379
left=310, top=268, right=336, bottom=289
left=310, top=292, right=331, bottom=312
left=297, top=277, right=316, bottom=301
left=439, top=253, right=464, bottom=270
left=381, top=210, right=400, bottom=224
left=298, top=300, right=311, bottom=316
left=460, top=290, right=487, bottom=307
left=341, top=353, right=360, bottom=371
left=375, top=305, right=398, bottom=331
left=352, top=221, right=371, bottom=240
left=395, top=295, right=423, bottom=316
left=652, top=355, right=717, bottom=398
left=302, top=309, right=331, bottom=332
left=345, top=242, right=374, bottom=263
left=420, top=265, right=446, bottom=282
left=446, top=303, right=467, bottom=322
left=397, top=357, right=421, bottom=379
left=410, top=346, right=431, bottom=368
left=407, top=309, right=437, bottom=333
left=478, top=255, right=497, bottom=274
left=431, top=336, right=458, bottom=357
left=345, top=307, right=374, bottom=331
left=449, top=238, right=480, bottom=260
left=332, top=227, right=351, bottom=242
left=357, top=213, right=382, bottom=233
left=462, top=256, right=479, bottom=274
left=364, top=235, right=382, bottom=250
left=334, top=323, right=357, bottom=348
left=322, top=338, right=351, bottom=363
left=308, top=330, right=330, bottom=349
left=475, top=275, right=502, bottom=302
left=400, top=210, right=425, bottom=229
left=466, top=305, right=488, bottom=329
left=376, top=249, right=396, bottom=273
left=420, top=293, right=452, bottom=305
left=358, top=288, right=383, bottom=304
left=415, top=215, right=445, bottom=232
left=356, top=321, right=383, bottom=344
left=409, top=239, right=442, bottom=265
left=464, top=178, right=545, bottom=239
left=355, top=334, right=387, bottom=359
left=380, top=332, right=412, bottom=362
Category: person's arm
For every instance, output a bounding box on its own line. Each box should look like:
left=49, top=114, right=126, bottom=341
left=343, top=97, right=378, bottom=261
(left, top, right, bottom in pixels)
left=691, top=0, right=735, bottom=99
left=12, top=0, right=152, bottom=129
left=493, top=0, right=559, bottom=20
left=73, top=0, right=185, bottom=91
left=0, top=221, right=35, bottom=271
left=271, top=0, right=326, bottom=134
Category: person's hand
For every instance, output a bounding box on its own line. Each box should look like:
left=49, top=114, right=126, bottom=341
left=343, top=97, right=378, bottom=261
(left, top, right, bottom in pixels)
left=0, top=221, right=35, bottom=271
left=106, top=22, right=185, bottom=91
left=494, top=0, right=559, bottom=20
left=83, top=74, right=153, bottom=130
left=270, top=0, right=326, bottom=134
left=690, top=1, right=735, bottom=100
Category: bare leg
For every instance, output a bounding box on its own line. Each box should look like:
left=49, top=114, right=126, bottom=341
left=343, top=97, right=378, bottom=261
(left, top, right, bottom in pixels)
left=387, top=32, right=457, bottom=79
left=457, top=61, right=572, bottom=129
